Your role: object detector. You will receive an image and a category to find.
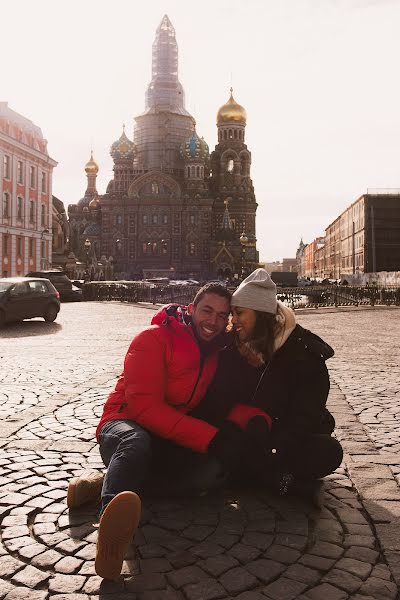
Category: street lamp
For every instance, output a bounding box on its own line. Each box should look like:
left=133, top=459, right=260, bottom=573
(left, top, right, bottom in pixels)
left=84, top=238, right=91, bottom=280
left=239, top=231, right=248, bottom=279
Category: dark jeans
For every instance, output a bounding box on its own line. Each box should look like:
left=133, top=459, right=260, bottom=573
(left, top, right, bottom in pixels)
left=98, top=419, right=225, bottom=513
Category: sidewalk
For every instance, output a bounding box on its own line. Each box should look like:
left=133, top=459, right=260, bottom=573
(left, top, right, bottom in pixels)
left=0, top=303, right=399, bottom=599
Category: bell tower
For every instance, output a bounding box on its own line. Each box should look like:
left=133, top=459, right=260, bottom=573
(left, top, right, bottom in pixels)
left=210, top=89, right=258, bottom=277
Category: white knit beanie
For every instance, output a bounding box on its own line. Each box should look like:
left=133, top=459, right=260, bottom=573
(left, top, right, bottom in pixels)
left=231, top=268, right=277, bottom=314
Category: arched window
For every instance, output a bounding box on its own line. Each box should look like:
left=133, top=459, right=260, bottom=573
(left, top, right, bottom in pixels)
left=196, top=166, right=200, bottom=177
left=234, top=130, right=237, bottom=139
left=229, top=129, right=233, bottom=139
left=29, top=200, right=35, bottom=223
left=151, top=182, right=159, bottom=195
left=17, top=197, right=23, bottom=219
left=227, top=159, right=234, bottom=173
left=187, top=166, right=190, bottom=178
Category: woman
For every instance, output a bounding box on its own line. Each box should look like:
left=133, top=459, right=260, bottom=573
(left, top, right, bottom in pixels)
left=192, top=268, right=343, bottom=499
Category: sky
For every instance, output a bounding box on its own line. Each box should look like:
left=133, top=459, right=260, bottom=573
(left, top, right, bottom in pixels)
left=2, top=0, right=400, bottom=261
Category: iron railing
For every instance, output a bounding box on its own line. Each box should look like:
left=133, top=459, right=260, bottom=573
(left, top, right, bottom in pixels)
left=276, top=285, right=400, bottom=309
left=83, top=282, right=400, bottom=310
left=83, top=281, right=200, bottom=305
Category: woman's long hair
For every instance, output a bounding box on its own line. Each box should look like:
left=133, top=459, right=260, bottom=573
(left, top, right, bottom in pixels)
left=246, top=311, right=278, bottom=363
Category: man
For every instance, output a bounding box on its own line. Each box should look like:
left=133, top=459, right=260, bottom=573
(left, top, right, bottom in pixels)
left=68, top=283, right=268, bottom=581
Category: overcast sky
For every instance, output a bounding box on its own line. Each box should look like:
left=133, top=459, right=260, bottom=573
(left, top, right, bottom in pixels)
left=3, top=0, right=400, bottom=261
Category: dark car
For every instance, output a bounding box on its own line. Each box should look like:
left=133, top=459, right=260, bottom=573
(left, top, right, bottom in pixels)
left=26, top=270, right=74, bottom=301
left=0, top=277, right=60, bottom=327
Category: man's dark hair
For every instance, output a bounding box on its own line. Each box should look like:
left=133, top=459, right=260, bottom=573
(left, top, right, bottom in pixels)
left=192, top=282, right=231, bottom=306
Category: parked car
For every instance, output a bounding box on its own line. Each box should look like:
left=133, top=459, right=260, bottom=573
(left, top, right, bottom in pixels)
left=26, top=270, right=78, bottom=301
left=0, top=277, right=60, bottom=327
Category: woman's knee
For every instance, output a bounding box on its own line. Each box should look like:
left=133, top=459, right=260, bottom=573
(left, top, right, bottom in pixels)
left=99, top=419, right=152, bottom=466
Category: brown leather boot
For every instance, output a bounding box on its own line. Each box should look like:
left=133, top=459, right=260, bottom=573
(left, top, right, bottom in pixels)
left=95, top=491, right=141, bottom=580
left=67, top=471, right=104, bottom=509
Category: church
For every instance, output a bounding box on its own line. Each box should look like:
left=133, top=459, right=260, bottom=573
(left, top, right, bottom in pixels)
left=68, top=15, right=259, bottom=281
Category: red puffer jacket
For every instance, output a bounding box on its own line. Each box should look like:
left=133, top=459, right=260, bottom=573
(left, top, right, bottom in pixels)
left=96, top=304, right=221, bottom=453
left=96, top=304, right=272, bottom=453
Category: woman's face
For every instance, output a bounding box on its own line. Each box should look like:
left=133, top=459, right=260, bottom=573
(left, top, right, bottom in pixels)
left=231, top=306, right=257, bottom=342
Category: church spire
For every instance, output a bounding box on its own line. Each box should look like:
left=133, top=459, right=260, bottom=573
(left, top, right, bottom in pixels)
left=145, top=14, right=189, bottom=115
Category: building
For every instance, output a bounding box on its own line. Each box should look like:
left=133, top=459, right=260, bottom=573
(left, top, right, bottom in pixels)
left=0, top=102, right=57, bottom=277
left=68, top=15, right=259, bottom=281
left=303, top=237, right=325, bottom=278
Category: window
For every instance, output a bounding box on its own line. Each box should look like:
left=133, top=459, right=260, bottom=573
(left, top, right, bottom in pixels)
left=29, top=238, right=34, bottom=258
left=189, top=242, right=196, bottom=256
left=116, top=215, right=122, bottom=225
left=161, top=240, right=168, bottom=255
left=3, top=155, right=10, bottom=179
left=30, top=166, right=36, bottom=188
left=41, top=204, right=46, bottom=226
left=151, top=182, right=159, bottom=195
left=3, top=234, right=9, bottom=257
left=152, top=214, right=158, bottom=225
left=189, top=214, right=195, bottom=225
left=163, top=215, right=168, bottom=224
left=17, top=197, right=23, bottom=219
left=41, top=171, right=47, bottom=193
left=28, top=281, right=47, bottom=294
left=29, top=200, right=35, bottom=223
left=3, top=192, right=10, bottom=217
left=142, top=242, right=148, bottom=255
left=17, top=237, right=22, bottom=257
left=17, top=161, right=24, bottom=184
left=142, top=215, right=148, bottom=224
left=227, top=159, right=234, bottom=173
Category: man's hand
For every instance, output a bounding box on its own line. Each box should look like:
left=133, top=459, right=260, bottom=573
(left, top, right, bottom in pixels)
left=246, top=415, right=272, bottom=453
left=208, top=421, right=246, bottom=472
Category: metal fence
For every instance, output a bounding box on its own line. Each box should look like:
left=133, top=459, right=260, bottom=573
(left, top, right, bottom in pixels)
left=83, top=281, right=200, bottom=305
left=276, top=285, right=400, bottom=309
left=82, top=282, right=400, bottom=310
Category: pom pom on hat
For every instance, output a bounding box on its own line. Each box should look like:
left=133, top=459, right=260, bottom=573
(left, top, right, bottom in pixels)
left=231, top=268, right=277, bottom=314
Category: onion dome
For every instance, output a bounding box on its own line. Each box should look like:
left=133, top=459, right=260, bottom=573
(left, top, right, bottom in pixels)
left=180, top=131, right=209, bottom=161
left=89, top=195, right=100, bottom=210
left=83, top=222, right=101, bottom=236
left=85, top=151, right=99, bottom=174
left=217, top=88, right=247, bottom=125
left=110, top=125, right=135, bottom=160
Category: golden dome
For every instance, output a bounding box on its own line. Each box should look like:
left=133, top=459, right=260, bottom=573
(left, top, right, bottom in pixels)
left=89, top=194, right=100, bottom=209
left=217, top=88, right=247, bottom=125
left=85, top=151, right=99, bottom=174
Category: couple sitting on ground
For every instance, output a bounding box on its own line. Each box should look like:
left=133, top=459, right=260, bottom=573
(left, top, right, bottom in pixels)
left=67, top=268, right=343, bottom=581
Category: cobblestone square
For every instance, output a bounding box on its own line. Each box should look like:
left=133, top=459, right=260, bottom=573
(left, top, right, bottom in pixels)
left=1, top=303, right=400, bottom=598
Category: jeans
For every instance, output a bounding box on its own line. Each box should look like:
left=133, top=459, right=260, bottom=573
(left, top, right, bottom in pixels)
left=98, top=419, right=226, bottom=513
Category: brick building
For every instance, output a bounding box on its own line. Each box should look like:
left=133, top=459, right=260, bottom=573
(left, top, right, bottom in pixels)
left=68, top=15, right=259, bottom=281
left=0, top=102, right=57, bottom=277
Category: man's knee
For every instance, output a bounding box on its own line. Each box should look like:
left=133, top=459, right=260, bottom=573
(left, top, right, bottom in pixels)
left=99, top=420, right=152, bottom=466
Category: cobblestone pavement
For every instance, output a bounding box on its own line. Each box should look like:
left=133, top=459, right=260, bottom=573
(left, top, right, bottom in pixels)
left=0, top=303, right=400, bottom=599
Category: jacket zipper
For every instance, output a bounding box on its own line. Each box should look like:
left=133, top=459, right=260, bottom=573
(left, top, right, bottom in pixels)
left=185, top=351, right=205, bottom=406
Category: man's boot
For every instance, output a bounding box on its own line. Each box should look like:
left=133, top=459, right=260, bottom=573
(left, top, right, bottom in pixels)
left=95, top=491, right=141, bottom=580
left=67, top=470, right=104, bottom=509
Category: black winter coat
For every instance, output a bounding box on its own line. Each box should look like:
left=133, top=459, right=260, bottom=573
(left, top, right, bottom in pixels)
left=191, top=324, right=335, bottom=458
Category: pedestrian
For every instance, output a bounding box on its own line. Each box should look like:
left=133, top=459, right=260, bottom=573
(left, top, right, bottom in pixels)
left=67, top=282, right=270, bottom=581
left=192, top=269, right=343, bottom=500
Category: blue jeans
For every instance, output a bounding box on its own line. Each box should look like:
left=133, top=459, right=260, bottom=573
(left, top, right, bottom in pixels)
left=98, top=419, right=226, bottom=513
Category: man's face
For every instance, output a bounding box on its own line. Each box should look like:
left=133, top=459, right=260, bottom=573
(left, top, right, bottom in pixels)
left=189, top=293, right=230, bottom=343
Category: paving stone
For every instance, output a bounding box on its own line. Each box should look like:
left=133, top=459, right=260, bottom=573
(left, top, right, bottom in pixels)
left=264, top=544, right=301, bottom=564
left=371, top=563, right=392, bottom=580
left=227, top=543, right=261, bottom=564
left=298, top=553, right=336, bottom=571
left=139, top=592, right=184, bottom=600
left=54, top=556, right=84, bottom=573
left=198, top=555, right=239, bottom=577
left=343, top=534, right=375, bottom=548
left=48, top=574, right=86, bottom=593
left=167, top=565, right=209, bottom=588
left=4, top=590, right=48, bottom=600
left=183, top=578, right=228, bottom=600
left=219, top=566, right=258, bottom=595
left=322, top=568, right=363, bottom=593
left=245, top=559, right=285, bottom=584
left=125, top=573, right=167, bottom=592
left=12, top=565, right=50, bottom=588
left=0, top=555, right=25, bottom=577
left=274, top=533, right=307, bottom=550
left=358, top=576, right=398, bottom=599
left=304, top=582, right=349, bottom=600
left=32, top=549, right=64, bottom=568
left=263, top=576, right=308, bottom=600
left=140, top=557, right=172, bottom=573
left=0, top=579, right=13, bottom=599
left=284, top=563, right=321, bottom=585
left=344, top=546, right=379, bottom=563
left=168, top=550, right=196, bottom=568
left=335, top=557, right=372, bottom=579
left=308, top=541, right=343, bottom=559
left=50, top=595, right=89, bottom=600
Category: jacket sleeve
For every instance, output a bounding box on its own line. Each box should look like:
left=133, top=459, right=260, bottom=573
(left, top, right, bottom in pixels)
left=270, top=356, right=330, bottom=456
left=117, top=328, right=218, bottom=453
left=227, top=404, right=272, bottom=430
